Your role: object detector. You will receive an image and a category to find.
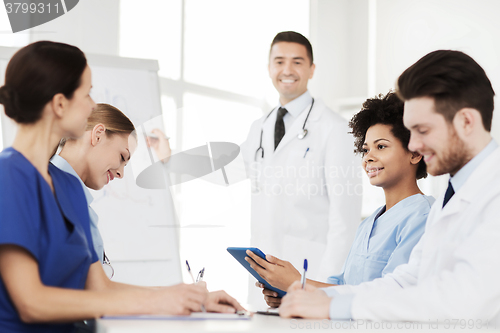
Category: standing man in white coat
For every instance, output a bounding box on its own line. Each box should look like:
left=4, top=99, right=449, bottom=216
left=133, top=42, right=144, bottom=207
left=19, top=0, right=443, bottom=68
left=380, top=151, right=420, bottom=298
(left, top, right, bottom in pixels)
left=280, top=50, right=500, bottom=324
left=241, top=31, right=362, bottom=304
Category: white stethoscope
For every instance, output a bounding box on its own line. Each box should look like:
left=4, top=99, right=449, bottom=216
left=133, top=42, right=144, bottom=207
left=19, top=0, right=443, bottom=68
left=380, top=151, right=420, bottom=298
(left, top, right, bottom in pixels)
left=254, top=98, right=315, bottom=161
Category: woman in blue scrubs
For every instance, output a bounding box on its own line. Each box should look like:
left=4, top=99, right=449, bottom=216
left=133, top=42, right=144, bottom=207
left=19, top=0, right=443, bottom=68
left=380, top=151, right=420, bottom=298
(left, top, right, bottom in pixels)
left=247, top=91, right=434, bottom=307
left=0, top=41, right=243, bottom=333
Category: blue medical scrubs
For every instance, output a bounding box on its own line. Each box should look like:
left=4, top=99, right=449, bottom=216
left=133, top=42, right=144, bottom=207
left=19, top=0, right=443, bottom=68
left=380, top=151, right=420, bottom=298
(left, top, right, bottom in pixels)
left=328, top=194, right=435, bottom=285
left=0, top=148, right=98, bottom=333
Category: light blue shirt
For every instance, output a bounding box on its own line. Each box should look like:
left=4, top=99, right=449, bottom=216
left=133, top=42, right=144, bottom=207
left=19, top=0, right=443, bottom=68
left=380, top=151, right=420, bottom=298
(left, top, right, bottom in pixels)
left=277, top=90, right=313, bottom=132
left=50, top=154, right=104, bottom=263
left=328, top=194, right=435, bottom=286
left=328, top=139, right=498, bottom=320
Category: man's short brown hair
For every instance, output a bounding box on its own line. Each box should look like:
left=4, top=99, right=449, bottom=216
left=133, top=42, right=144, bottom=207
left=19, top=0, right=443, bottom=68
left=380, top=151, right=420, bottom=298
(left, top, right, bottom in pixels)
left=270, top=31, right=313, bottom=65
left=397, top=50, right=495, bottom=131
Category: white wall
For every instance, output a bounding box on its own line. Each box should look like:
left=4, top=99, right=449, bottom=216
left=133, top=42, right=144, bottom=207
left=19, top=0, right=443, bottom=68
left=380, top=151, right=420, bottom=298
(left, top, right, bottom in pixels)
left=374, top=0, right=500, bottom=139
left=29, top=0, right=120, bottom=56
left=309, top=0, right=369, bottom=109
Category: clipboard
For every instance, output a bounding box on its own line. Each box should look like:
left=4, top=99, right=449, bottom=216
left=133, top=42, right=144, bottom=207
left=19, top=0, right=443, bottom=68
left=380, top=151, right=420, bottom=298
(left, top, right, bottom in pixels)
left=102, top=312, right=251, bottom=321
left=227, top=247, right=286, bottom=297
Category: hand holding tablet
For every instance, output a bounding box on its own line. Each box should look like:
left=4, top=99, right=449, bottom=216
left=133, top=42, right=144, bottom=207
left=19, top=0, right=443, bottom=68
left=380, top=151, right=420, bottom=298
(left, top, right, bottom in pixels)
left=226, top=247, right=286, bottom=297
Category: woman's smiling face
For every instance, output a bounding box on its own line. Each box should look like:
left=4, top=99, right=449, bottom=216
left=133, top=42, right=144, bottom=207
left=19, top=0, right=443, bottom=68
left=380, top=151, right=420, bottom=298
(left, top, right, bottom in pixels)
left=85, top=129, right=137, bottom=190
left=362, top=123, right=417, bottom=189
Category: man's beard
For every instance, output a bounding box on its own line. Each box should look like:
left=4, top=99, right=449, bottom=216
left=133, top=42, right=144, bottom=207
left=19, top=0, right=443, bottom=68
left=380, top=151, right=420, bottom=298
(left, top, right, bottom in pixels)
left=429, top=127, right=472, bottom=177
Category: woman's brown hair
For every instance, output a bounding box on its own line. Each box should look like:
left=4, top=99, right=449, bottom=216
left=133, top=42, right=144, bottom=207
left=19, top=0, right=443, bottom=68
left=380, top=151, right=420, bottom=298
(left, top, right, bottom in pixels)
left=0, top=41, right=87, bottom=124
left=56, top=103, right=135, bottom=152
left=86, top=103, right=135, bottom=137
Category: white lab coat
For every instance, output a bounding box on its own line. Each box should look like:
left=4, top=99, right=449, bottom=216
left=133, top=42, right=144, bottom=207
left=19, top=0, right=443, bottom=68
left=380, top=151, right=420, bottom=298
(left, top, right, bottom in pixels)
left=328, top=147, right=500, bottom=324
left=241, top=98, right=362, bottom=283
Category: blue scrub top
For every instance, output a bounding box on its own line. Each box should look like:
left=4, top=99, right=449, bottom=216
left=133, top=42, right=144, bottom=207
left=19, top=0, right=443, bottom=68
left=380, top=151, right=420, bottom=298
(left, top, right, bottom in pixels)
left=328, top=194, right=435, bottom=285
left=0, top=148, right=98, bottom=333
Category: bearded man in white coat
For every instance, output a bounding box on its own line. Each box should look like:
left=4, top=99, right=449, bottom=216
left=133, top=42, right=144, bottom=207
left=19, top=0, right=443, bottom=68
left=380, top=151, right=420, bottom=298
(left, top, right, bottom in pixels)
left=240, top=31, right=362, bottom=305
left=280, top=50, right=500, bottom=324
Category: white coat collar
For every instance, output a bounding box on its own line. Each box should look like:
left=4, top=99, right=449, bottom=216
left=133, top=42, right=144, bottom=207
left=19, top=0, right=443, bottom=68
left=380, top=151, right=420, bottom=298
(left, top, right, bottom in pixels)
left=449, top=139, right=498, bottom=193
left=434, top=147, right=500, bottom=221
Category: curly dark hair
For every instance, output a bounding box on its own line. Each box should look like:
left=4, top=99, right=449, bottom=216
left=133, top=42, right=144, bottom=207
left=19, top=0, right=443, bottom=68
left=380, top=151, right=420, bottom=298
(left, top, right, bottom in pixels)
left=349, top=91, right=427, bottom=179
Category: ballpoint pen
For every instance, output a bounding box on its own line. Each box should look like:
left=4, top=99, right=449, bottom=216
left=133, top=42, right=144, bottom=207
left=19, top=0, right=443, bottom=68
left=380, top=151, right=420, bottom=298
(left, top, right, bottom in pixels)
left=196, top=267, right=205, bottom=283
left=185, top=260, right=196, bottom=283
left=185, top=260, right=206, bottom=312
left=301, top=259, right=308, bottom=289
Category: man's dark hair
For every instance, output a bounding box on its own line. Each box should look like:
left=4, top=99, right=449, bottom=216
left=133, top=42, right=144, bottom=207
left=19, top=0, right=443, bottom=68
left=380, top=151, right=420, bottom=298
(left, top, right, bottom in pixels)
left=270, top=31, right=313, bottom=65
left=397, top=50, right=495, bottom=131
left=349, top=91, right=427, bottom=180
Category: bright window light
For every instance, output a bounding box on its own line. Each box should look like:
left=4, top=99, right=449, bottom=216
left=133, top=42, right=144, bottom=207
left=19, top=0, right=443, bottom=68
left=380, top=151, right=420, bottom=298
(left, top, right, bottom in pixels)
left=161, top=96, right=178, bottom=149
left=178, top=94, right=261, bottom=303
left=182, top=93, right=262, bottom=149
left=119, top=0, right=182, bottom=80
left=184, top=0, right=310, bottom=97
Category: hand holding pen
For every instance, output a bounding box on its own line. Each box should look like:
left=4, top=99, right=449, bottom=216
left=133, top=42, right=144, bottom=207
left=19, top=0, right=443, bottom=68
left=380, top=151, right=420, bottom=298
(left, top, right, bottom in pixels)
left=146, top=129, right=171, bottom=163
left=185, top=260, right=247, bottom=314
left=280, top=260, right=332, bottom=319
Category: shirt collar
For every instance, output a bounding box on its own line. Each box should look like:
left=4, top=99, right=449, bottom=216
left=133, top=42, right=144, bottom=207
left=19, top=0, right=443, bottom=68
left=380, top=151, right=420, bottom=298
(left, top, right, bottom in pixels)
left=450, top=139, right=498, bottom=193
left=50, top=154, right=94, bottom=205
left=278, top=90, right=313, bottom=119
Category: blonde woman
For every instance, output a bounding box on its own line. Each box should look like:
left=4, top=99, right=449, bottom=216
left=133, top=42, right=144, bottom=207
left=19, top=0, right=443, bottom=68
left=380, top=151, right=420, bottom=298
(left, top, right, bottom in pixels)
left=51, top=103, right=137, bottom=267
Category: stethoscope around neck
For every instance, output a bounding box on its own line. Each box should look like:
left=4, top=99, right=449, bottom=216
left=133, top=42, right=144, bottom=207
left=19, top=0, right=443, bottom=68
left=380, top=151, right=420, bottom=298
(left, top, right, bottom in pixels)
left=254, top=98, right=315, bottom=161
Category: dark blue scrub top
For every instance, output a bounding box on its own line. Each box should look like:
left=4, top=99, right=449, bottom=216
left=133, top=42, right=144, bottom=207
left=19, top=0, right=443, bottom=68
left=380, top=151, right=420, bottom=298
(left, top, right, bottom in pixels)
left=0, top=148, right=98, bottom=333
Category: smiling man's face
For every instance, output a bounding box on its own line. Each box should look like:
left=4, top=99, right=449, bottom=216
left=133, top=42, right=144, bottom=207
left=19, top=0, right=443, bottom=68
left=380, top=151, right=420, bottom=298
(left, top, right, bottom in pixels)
left=404, top=96, right=470, bottom=176
left=268, top=42, right=315, bottom=105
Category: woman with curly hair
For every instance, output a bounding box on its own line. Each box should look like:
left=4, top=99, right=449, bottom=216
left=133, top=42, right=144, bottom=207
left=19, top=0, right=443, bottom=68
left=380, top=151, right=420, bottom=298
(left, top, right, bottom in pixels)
left=248, top=91, right=435, bottom=307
